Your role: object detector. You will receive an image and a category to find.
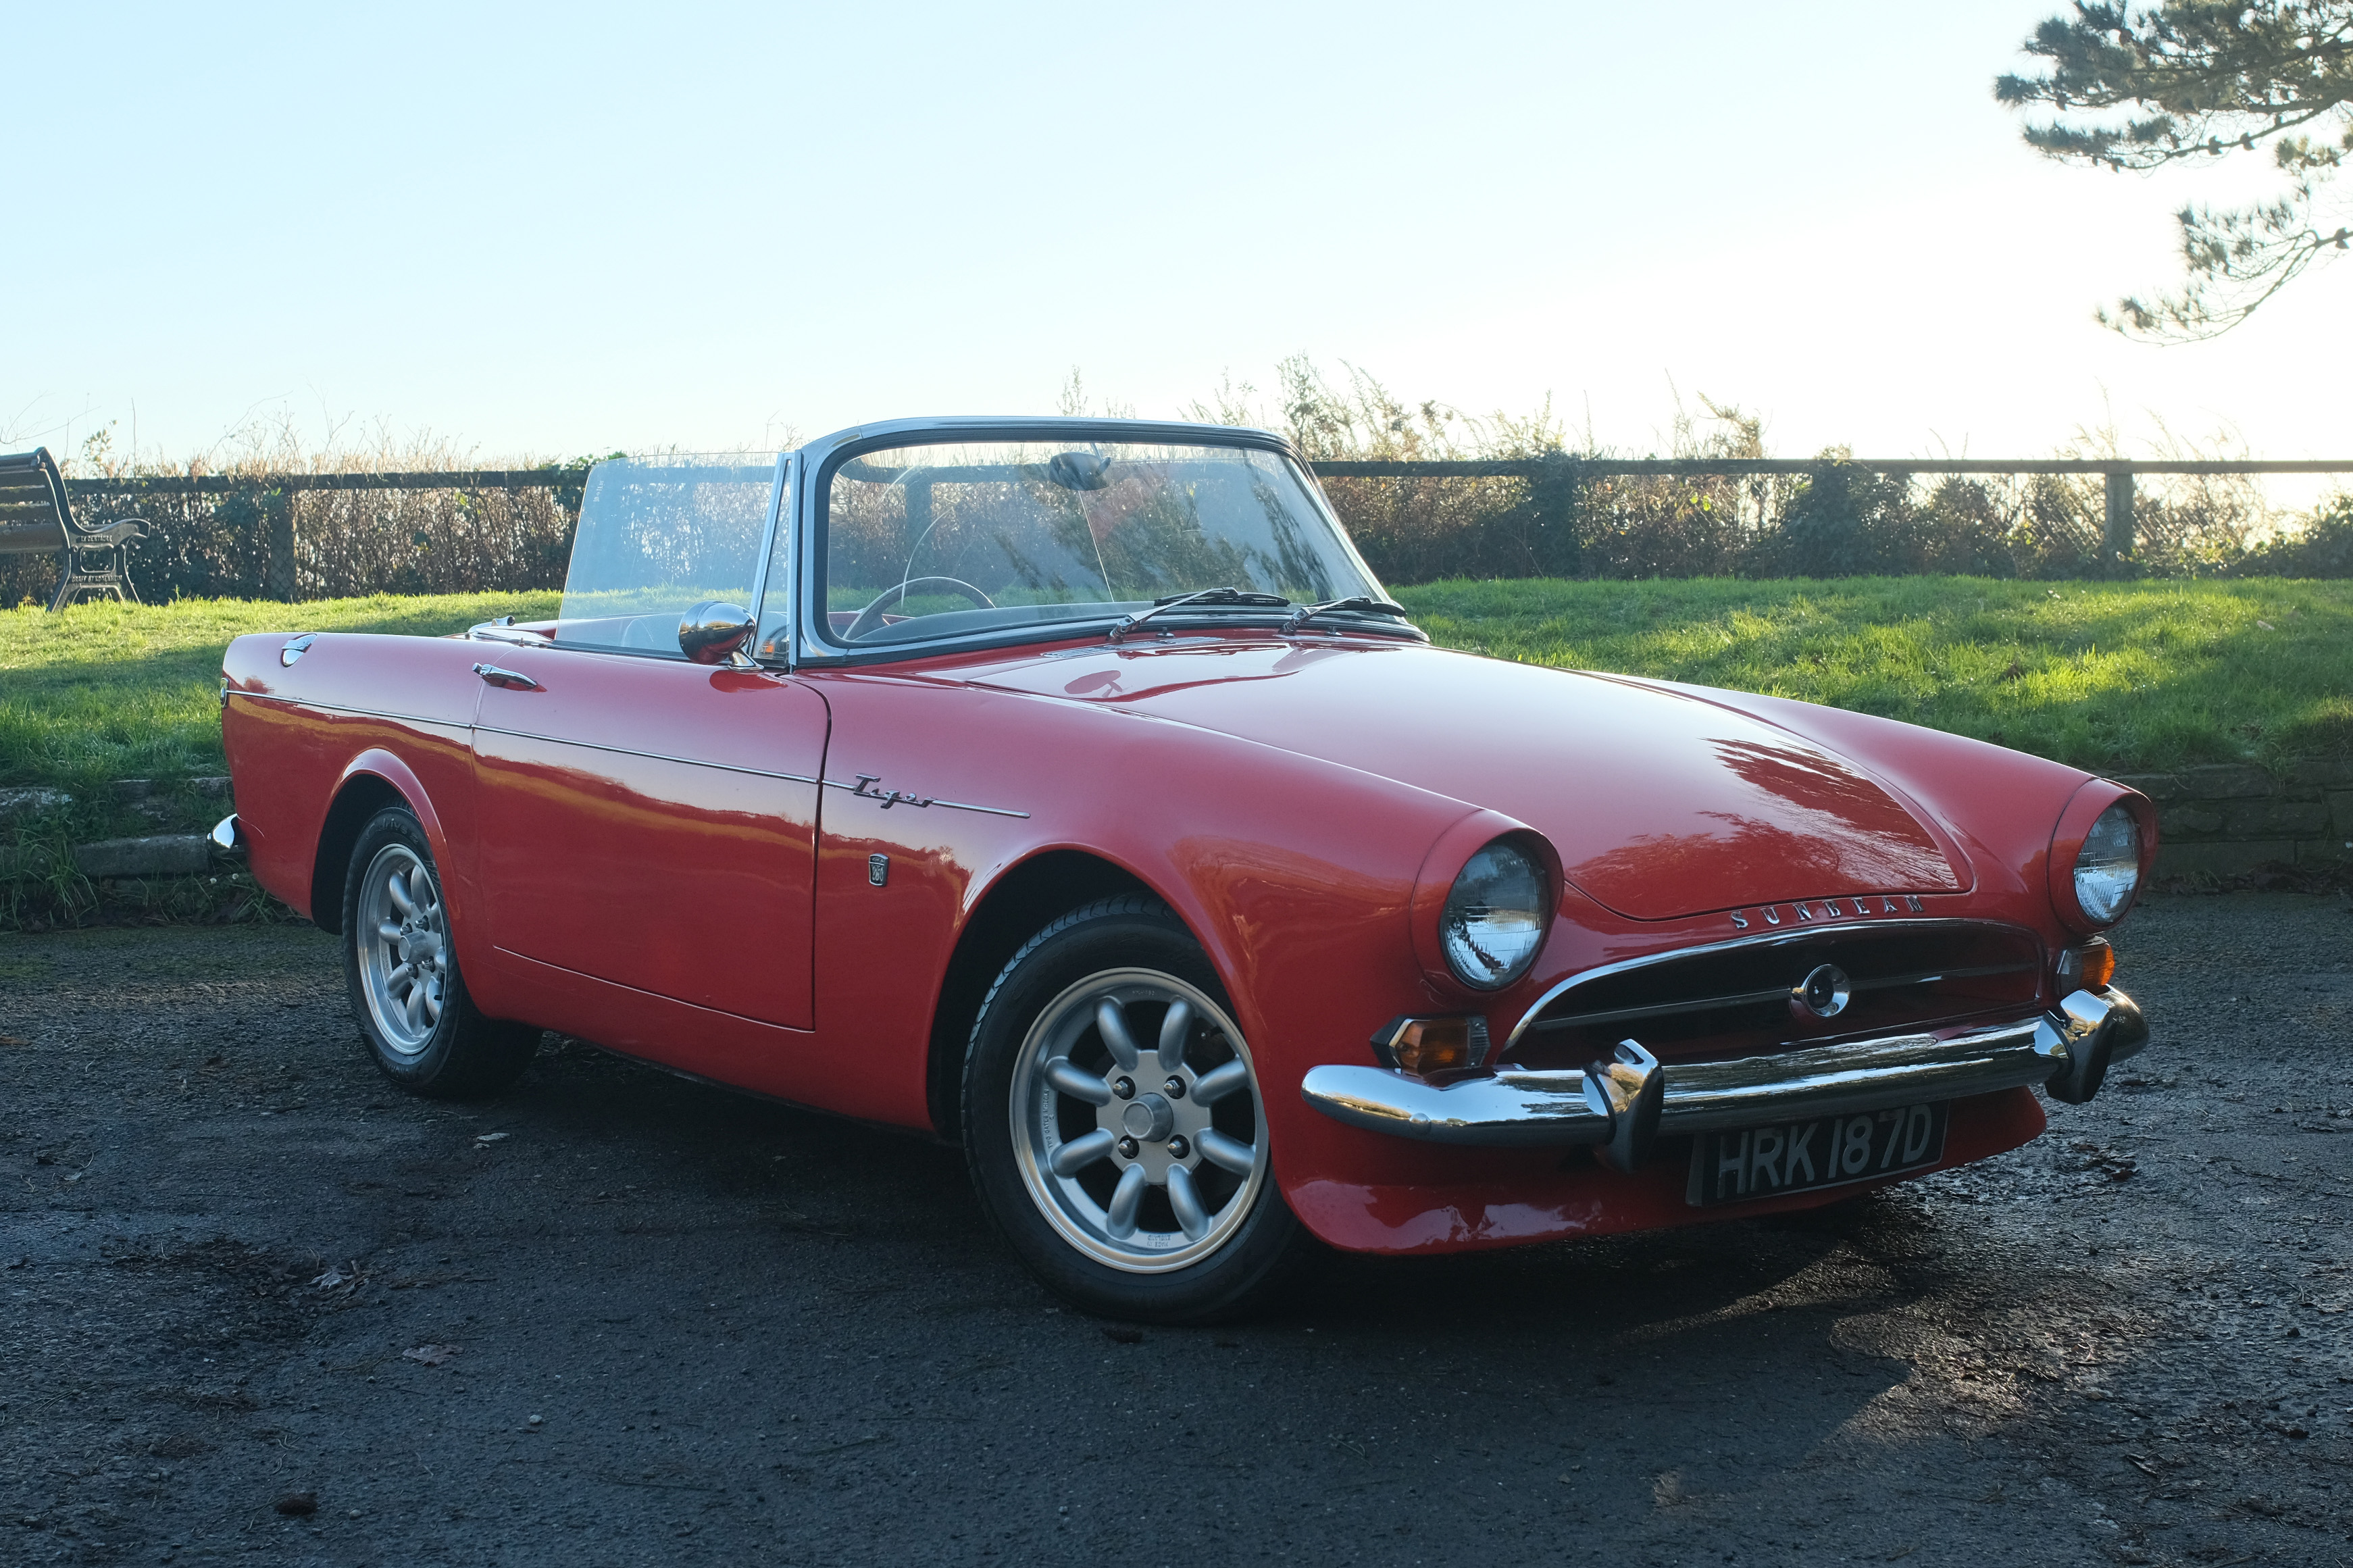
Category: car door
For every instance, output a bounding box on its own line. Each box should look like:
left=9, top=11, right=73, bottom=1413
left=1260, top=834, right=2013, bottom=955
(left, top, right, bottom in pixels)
left=469, top=643, right=828, bottom=1030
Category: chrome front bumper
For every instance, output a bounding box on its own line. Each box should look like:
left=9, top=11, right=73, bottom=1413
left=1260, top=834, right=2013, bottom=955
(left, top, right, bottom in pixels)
left=1300, top=986, right=2145, bottom=1163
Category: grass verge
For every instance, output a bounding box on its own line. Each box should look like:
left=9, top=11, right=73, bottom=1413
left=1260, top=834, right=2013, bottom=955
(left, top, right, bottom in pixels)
left=1, top=579, right=2346, bottom=794
left=1398, top=577, right=2353, bottom=774
left=1, top=592, right=561, bottom=796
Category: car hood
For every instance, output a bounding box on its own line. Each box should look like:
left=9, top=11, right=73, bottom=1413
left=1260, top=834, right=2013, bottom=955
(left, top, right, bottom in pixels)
left=955, top=638, right=1965, bottom=920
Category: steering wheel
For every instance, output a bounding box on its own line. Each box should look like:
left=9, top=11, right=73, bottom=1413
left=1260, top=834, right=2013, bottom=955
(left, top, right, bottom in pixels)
left=842, top=576, right=996, bottom=640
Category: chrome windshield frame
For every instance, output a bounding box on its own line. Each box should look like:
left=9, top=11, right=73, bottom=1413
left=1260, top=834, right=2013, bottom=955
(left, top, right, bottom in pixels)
left=782, top=416, right=1409, bottom=668
left=749, top=453, right=794, bottom=670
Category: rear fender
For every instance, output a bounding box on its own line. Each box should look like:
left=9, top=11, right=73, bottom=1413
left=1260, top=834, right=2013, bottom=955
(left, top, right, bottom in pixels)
left=309, top=751, right=454, bottom=932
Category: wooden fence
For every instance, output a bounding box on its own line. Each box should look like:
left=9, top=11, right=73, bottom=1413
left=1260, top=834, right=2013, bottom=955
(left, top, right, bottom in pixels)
left=56, top=457, right=2353, bottom=602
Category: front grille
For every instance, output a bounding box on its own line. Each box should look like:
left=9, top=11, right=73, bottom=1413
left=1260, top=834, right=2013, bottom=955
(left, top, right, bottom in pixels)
left=1506, top=921, right=2044, bottom=1071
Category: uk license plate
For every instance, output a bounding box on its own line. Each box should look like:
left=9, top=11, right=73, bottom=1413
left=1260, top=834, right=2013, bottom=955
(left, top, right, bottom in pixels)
left=1686, top=1101, right=1950, bottom=1207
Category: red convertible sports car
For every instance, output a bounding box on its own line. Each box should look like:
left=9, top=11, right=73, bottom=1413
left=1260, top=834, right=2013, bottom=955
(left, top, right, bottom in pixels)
left=218, top=418, right=2154, bottom=1321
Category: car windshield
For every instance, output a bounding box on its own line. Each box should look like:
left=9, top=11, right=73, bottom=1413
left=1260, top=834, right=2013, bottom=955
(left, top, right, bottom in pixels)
left=554, top=454, right=780, bottom=656
left=817, top=438, right=1385, bottom=647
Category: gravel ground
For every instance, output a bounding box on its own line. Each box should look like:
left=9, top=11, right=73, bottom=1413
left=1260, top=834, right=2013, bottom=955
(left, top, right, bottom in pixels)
left=1, top=894, right=2348, bottom=1567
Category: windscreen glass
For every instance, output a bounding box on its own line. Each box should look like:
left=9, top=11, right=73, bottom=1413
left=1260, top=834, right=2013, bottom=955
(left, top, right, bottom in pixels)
left=819, top=440, right=1378, bottom=646
left=555, top=454, right=780, bottom=655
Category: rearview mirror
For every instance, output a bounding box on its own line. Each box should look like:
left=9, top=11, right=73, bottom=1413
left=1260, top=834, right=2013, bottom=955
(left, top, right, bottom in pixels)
left=679, top=600, right=756, bottom=665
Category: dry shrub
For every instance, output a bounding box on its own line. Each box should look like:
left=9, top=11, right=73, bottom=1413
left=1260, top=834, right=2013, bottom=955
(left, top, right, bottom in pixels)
left=3, top=418, right=582, bottom=607
left=7, top=384, right=2343, bottom=601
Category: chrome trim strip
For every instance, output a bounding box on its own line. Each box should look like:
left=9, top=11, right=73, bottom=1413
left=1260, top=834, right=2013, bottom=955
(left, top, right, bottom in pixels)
left=1526, top=959, right=2040, bottom=1034
left=228, top=692, right=824, bottom=790
left=747, top=453, right=794, bottom=669
left=820, top=775, right=1030, bottom=819
left=465, top=622, right=551, bottom=648
left=1851, top=961, right=2037, bottom=990
left=1531, top=985, right=1791, bottom=1033
left=1505, top=918, right=2040, bottom=1051
left=1302, top=1005, right=2104, bottom=1148
left=745, top=453, right=788, bottom=648
left=224, top=690, right=459, bottom=730
left=474, top=724, right=821, bottom=786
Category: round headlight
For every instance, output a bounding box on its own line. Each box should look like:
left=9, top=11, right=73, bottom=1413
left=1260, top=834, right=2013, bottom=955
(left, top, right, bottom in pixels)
left=2072, top=803, right=2142, bottom=926
left=1440, top=840, right=1548, bottom=990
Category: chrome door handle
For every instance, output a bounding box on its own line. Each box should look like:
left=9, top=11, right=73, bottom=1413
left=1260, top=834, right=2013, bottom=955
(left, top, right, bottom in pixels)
left=472, top=663, right=541, bottom=690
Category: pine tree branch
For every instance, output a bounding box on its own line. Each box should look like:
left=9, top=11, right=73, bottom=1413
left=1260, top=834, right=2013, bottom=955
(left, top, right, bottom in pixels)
left=2002, top=2, right=2353, bottom=332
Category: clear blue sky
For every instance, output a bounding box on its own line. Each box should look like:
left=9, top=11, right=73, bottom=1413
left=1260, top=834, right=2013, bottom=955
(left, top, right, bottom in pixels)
left=7, top=1, right=2342, bottom=468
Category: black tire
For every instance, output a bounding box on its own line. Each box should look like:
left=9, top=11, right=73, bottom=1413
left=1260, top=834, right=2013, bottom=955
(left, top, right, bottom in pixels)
left=963, top=894, right=1310, bottom=1323
left=341, top=805, right=538, bottom=1099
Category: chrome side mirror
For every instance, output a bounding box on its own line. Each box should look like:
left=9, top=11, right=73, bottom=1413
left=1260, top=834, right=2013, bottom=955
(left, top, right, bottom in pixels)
left=679, top=601, right=756, bottom=666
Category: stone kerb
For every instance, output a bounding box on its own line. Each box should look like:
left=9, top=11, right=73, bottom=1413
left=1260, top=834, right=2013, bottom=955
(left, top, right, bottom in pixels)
left=2111, top=759, right=2353, bottom=879
left=5, top=767, right=2348, bottom=885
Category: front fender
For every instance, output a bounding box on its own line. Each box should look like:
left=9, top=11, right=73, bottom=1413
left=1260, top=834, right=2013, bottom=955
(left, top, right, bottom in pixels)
left=803, top=671, right=1570, bottom=1237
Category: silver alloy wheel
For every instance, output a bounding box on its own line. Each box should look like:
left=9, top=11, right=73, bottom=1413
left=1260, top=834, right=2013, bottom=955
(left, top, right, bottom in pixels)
left=356, top=842, right=448, bottom=1057
left=1010, top=967, right=1268, bottom=1273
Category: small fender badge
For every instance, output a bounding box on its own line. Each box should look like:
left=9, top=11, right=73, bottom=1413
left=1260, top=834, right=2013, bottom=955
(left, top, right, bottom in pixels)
left=824, top=774, right=1032, bottom=820
left=867, top=854, right=889, bottom=888
left=852, top=774, right=933, bottom=810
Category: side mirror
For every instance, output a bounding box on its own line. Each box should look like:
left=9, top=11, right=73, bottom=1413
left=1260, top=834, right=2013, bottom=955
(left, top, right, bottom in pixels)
left=679, top=600, right=756, bottom=666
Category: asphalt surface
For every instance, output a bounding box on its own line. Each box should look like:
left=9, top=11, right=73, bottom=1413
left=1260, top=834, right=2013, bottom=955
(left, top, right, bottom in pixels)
left=1, top=894, right=2348, bottom=1567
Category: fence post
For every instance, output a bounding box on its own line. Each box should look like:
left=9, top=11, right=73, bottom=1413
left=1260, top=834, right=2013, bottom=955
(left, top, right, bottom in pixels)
left=1527, top=453, right=1582, bottom=577
left=2103, top=470, right=2135, bottom=563
left=265, top=488, right=297, bottom=601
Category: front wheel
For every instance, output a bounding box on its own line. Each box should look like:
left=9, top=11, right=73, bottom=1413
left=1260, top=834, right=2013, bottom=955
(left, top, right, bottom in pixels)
left=343, top=805, right=538, bottom=1098
left=963, top=896, right=1307, bottom=1322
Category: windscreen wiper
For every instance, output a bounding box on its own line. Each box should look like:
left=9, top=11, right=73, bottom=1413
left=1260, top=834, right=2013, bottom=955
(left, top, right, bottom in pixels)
left=1281, top=595, right=1412, bottom=634
left=1108, top=587, right=1290, bottom=644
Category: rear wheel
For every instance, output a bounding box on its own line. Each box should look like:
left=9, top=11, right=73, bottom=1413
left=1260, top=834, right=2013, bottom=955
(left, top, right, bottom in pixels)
left=343, top=806, right=538, bottom=1098
left=964, top=896, right=1307, bottom=1322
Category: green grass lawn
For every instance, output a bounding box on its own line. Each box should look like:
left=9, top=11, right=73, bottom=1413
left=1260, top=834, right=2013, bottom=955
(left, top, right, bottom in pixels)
left=1, top=580, right=2347, bottom=799
left=1402, top=577, right=2353, bottom=776
left=0, top=592, right=560, bottom=799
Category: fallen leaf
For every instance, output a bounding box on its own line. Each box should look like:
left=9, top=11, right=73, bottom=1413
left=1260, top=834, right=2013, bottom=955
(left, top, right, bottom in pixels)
left=273, top=1492, right=318, bottom=1517
left=403, top=1344, right=459, bottom=1367
left=0, top=1034, right=29, bottom=1047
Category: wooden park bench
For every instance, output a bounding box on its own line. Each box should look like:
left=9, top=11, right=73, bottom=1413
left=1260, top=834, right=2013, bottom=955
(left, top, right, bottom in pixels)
left=0, top=447, right=150, bottom=611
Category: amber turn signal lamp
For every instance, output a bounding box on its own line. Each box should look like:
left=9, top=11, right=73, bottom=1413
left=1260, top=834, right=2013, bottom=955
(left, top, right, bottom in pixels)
left=1371, top=1015, right=1492, bottom=1078
left=2056, top=938, right=2116, bottom=992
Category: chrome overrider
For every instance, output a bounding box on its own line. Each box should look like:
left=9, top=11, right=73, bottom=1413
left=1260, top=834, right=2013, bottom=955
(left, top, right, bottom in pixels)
left=1300, top=986, right=2146, bottom=1169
